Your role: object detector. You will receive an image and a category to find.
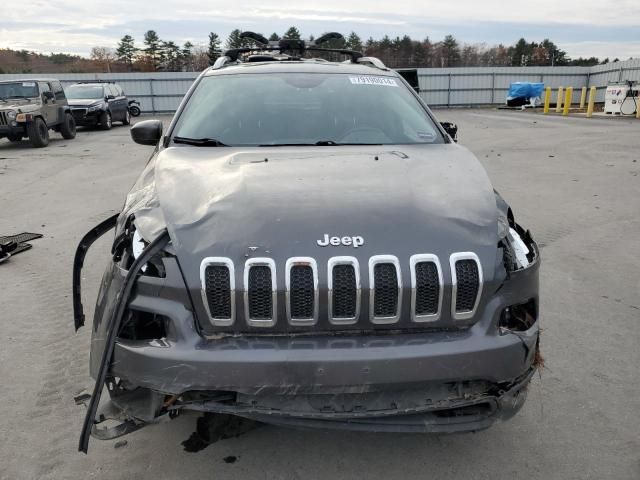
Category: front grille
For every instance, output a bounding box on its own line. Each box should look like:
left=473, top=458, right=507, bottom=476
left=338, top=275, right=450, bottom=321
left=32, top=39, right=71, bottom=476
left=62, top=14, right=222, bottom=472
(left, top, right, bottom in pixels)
left=289, top=265, right=315, bottom=319
left=455, top=260, right=480, bottom=312
left=71, top=108, right=87, bottom=119
left=200, top=253, right=484, bottom=329
left=204, top=265, right=231, bottom=319
left=414, top=262, right=440, bottom=315
left=331, top=264, right=358, bottom=320
left=248, top=266, right=273, bottom=320
left=0, top=111, right=8, bottom=126
left=373, top=263, right=399, bottom=317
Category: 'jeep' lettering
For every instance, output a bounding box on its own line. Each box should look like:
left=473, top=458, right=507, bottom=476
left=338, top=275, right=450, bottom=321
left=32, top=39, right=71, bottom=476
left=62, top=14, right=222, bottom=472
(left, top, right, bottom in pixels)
left=317, top=234, right=364, bottom=248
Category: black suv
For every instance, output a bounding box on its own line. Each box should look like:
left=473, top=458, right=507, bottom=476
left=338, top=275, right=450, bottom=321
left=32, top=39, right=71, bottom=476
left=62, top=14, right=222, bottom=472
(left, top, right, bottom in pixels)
left=66, top=82, right=130, bottom=130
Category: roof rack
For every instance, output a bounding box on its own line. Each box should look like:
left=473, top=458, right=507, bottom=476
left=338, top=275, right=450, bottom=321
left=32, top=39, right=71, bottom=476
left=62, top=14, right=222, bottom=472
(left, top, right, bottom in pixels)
left=218, top=32, right=366, bottom=64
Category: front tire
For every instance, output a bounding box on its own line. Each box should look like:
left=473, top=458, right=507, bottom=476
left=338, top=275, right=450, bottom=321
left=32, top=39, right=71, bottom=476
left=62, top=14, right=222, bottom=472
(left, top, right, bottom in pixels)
left=129, top=105, right=141, bottom=117
left=100, top=111, right=112, bottom=130
left=59, top=113, right=76, bottom=139
left=122, top=109, right=131, bottom=125
left=27, top=117, right=49, bottom=148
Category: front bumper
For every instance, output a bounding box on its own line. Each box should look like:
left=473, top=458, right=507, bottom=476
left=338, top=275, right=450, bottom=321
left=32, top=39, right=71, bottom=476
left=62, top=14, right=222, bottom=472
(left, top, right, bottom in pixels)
left=71, top=108, right=101, bottom=126
left=0, top=123, right=25, bottom=137
left=81, top=225, right=539, bottom=439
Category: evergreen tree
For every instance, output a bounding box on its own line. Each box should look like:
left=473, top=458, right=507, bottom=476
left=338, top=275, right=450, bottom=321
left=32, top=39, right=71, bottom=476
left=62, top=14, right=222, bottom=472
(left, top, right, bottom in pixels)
left=268, top=33, right=281, bottom=41
left=345, top=32, right=363, bottom=52
left=143, top=30, right=162, bottom=70
left=115, top=34, right=137, bottom=69
left=181, top=41, right=193, bottom=71
left=207, top=32, right=221, bottom=65
left=226, top=29, right=245, bottom=49
left=283, top=26, right=301, bottom=39
left=161, top=41, right=181, bottom=71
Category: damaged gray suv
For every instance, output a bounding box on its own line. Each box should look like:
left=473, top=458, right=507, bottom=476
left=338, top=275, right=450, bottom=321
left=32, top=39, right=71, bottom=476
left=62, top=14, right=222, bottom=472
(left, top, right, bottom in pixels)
left=74, top=33, right=540, bottom=452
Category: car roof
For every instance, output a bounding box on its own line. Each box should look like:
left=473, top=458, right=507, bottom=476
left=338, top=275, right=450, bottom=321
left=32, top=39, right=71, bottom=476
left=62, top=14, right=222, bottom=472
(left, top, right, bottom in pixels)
left=0, top=78, right=60, bottom=83
left=203, top=60, right=398, bottom=77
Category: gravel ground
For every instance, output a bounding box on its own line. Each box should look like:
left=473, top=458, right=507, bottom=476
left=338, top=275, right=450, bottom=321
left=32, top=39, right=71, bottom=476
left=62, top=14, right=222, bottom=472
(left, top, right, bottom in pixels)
left=0, top=111, right=638, bottom=480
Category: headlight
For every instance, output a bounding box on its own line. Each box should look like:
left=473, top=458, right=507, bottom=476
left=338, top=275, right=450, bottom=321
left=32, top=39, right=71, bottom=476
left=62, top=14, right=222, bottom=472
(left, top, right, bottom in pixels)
left=87, top=103, right=103, bottom=112
left=7, top=110, right=17, bottom=120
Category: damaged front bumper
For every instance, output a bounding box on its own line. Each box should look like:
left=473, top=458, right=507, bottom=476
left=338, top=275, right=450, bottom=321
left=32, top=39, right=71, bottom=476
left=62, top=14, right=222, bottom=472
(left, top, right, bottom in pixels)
left=73, top=217, right=540, bottom=450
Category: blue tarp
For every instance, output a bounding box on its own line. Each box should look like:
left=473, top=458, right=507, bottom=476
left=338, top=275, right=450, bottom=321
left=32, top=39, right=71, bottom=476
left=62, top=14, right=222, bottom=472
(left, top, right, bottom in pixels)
left=507, top=82, right=545, bottom=100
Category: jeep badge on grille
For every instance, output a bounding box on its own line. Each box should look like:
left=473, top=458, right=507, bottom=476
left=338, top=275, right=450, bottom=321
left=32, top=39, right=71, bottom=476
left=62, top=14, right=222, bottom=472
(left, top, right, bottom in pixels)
left=317, top=234, right=364, bottom=248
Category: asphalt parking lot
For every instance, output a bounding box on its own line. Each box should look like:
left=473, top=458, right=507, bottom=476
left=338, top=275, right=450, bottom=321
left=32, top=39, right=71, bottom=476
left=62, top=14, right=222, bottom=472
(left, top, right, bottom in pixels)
left=0, top=111, right=638, bottom=480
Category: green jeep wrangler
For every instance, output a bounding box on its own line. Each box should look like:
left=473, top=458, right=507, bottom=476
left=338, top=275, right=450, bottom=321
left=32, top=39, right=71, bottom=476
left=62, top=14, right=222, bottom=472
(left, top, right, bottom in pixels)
left=0, top=78, right=76, bottom=148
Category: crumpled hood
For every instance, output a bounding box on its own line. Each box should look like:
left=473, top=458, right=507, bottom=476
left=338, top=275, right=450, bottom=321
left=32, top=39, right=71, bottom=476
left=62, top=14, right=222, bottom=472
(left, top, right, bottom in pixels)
left=142, top=144, right=501, bottom=294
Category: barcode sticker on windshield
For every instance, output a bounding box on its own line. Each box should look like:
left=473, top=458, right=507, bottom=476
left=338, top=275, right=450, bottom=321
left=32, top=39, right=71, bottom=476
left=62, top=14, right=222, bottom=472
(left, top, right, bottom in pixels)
left=22, top=82, right=36, bottom=87
left=349, top=76, right=398, bottom=87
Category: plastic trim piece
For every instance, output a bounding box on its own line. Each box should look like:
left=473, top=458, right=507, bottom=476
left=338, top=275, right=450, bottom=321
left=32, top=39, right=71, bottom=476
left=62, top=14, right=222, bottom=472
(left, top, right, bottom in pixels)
left=243, top=258, right=277, bottom=327
left=449, top=252, right=483, bottom=321
left=368, top=255, right=402, bottom=324
left=200, top=257, right=235, bottom=327
left=409, top=254, right=443, bottom=322
left=285, top=257, right=319, bottom=326
left=327, top=256, right=361, bottom=325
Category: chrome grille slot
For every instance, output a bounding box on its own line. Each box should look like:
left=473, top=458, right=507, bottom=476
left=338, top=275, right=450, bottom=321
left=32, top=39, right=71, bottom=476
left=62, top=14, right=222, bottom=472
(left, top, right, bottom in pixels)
left=244, top=258, right=277, bottom=327
left=0, top=112, right=8, bottom=126
left=410, top=254, right=443, bottom=322
left=286, top=257, right=318, bottom=325
left=369, top=255, right=401, bottom=324
left=328, top=257, right=360, bottom=324
left=200, top=257, right=235, bottom=327
left=450, top=252, right=483, bottom=320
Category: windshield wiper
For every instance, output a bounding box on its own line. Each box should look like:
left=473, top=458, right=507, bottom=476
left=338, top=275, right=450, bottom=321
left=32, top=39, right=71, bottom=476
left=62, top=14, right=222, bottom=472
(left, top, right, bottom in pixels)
left=173, top=136, right=228, bottom=147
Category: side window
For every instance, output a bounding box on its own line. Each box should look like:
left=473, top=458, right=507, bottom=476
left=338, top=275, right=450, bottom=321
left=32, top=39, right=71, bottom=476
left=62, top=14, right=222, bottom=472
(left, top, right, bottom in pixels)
left=106, top=85, right=117, bottom=97
left=52, top=81, right=65, bottom=101
left=39, top=82, right=51, bottom=100
left=115, top=84, right=124, bottom=96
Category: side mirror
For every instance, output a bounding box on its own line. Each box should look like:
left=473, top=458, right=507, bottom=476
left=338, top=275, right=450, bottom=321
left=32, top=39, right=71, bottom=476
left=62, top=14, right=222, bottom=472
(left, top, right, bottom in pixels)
left=106, top=95, right=115, bottom=100
left=131, top=120, right=162, bottom=146
left=42, top=91, right=54, bottom=100
left=440, top=122, right=458, bottom=142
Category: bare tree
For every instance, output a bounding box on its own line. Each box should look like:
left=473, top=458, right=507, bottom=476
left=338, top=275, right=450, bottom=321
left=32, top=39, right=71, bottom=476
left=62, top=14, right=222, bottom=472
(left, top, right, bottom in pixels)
left=90, top=47, right=116, bottom=72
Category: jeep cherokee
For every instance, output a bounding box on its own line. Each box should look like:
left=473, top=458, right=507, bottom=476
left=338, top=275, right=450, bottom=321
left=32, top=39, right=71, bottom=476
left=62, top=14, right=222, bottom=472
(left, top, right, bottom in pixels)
left=74, top=34, right=540, bottom=452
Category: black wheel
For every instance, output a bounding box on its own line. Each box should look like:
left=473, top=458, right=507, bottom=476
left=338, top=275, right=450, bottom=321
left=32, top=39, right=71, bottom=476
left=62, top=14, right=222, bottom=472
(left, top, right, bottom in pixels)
left=129, top=105, right=141, bottom=117
left=59, top=113, right=76, bottom=139
left=7, top=134, right=22, bottom=143
left=100, top=111, right=112, bottom=130
left=122, top=109, right=131, bottom=126
left=27, top=117, right=49, bottom=148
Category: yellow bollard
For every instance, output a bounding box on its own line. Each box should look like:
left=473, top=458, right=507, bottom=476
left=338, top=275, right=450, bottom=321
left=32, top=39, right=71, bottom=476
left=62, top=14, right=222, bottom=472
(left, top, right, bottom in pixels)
left=543, top=87, right=552, bottom=114
left=586, top=86, right=596, bottom=117
left=563, top=87, right=573, bottom=116
left=579, top=86, right=587, bottom=109
left=555, top=86, right=564, bottom=112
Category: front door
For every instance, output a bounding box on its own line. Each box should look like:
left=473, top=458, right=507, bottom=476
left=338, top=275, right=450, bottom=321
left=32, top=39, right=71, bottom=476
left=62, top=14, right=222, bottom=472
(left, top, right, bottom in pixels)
left=38, top=82, right=59, bottom=125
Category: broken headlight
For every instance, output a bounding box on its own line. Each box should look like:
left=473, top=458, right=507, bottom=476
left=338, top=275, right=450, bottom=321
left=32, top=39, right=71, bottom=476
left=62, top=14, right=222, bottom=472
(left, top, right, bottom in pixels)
left=112, top=218, right=167, bottom=277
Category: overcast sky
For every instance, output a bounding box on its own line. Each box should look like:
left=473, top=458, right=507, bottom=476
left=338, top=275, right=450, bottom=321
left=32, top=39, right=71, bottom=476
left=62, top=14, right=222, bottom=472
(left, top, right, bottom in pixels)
left=2, top=0, right=639, bottom=60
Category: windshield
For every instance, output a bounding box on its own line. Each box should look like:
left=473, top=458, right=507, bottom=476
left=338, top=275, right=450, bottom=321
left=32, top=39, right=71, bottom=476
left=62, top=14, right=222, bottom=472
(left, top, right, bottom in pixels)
left=172, top=73, right=443, bottom=146
left=66, top=85, right=104, bottom=100
left=0, top=82, right=39, bottom=99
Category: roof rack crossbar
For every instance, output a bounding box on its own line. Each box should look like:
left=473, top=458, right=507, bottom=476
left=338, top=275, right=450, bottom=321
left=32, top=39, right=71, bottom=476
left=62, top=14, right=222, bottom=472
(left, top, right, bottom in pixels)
left=223, top=33, right=364, bottom=63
